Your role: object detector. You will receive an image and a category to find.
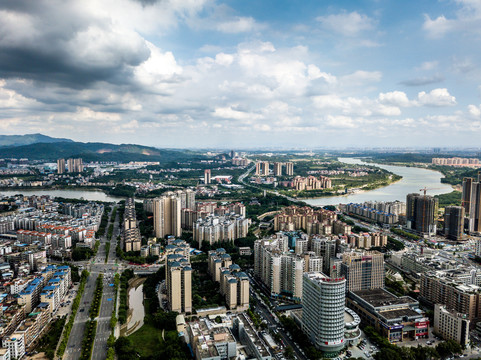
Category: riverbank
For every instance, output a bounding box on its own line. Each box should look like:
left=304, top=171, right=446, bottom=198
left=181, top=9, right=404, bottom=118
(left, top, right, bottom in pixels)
left=304, top=158, right=453, bottom=206
left=120, top=277, right=145, bottom=337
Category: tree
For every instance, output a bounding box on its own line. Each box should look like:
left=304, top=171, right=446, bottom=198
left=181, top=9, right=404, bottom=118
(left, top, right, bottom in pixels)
left=436, top=340, right=462, bottom=358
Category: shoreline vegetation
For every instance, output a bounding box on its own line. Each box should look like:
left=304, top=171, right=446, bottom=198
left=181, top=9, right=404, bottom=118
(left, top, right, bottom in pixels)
left=0, top=171, right=404, bottom=202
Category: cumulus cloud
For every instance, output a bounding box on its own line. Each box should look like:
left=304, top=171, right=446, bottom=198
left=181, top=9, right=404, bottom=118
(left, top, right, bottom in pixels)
left=417, top=88, right=457, bottom=107
left=378, top=91, right=411, bottom=107
left=316, top=11, right=374, bottom=37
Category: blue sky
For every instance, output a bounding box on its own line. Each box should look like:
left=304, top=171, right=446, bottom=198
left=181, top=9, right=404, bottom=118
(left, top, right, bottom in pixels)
left=1, top=0, right=481, bottom=148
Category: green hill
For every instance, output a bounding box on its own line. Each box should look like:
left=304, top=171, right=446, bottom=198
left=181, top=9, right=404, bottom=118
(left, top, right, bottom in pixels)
left=0, top=133, right=73, bottom=147
left=0, top=141, right=204, bottom=163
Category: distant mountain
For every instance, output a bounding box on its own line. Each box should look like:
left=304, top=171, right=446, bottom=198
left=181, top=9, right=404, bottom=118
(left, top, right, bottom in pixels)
left=0, top=141, right=204, bottom=163
left=0, top=133, right=74, bottom=147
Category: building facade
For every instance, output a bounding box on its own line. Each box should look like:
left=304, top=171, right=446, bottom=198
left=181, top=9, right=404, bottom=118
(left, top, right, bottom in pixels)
left=302, top=272, right=346, bottom=356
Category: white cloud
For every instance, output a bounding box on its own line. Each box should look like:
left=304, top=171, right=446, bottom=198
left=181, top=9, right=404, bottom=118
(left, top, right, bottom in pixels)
left=468, top=104, right=481, bottom=117
left=216, top=16, right=261, bottom=33
left=423, top=15, right=453, bottom=38
left=417, top=88, right=457, bottom=106
left=317, top=11, right=374, bottom=37
left=378, top=91, right=411, bottom=107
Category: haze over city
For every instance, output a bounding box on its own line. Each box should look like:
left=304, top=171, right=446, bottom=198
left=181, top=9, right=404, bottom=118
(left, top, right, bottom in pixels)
left=1, top=0, right=481, bottom=148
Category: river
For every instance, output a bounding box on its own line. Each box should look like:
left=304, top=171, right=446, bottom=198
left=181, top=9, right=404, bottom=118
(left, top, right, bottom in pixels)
left=0, top=158, right=454, bottom=206
left=126, top=283, right=145, bottom=335
left=0, top=188, right=124, bottom=202
left=303, top=157, right=453, bottom=206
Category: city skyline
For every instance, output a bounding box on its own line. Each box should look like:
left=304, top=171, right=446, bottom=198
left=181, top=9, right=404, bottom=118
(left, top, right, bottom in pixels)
left=1, top=1, right=481, bottom=148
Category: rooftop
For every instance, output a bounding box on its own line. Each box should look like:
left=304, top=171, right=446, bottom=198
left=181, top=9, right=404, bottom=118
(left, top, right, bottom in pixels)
left=352, top=288, right=417, bottom=308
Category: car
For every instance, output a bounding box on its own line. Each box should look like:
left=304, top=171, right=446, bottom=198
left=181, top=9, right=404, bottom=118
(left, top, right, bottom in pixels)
left=80, top=308, right=84, bottom=312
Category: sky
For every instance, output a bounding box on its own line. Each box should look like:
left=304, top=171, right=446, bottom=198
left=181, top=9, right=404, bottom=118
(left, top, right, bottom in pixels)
left=1, top=0, right=481, bottom=149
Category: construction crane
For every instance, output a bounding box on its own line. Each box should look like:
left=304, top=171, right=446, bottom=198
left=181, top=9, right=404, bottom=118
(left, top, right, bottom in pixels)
left=420, top=187, right=428, bottom=196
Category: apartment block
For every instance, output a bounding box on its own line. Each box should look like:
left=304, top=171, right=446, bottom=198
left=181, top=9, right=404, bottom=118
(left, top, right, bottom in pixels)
left=166, top=253, right=192, bottom=314
left=2, top=333, right=24, bottom=360
left=434, top=304, right=470, bottom=346
left=153, top=192, right=182, bottom=238
left=420, top=272, right=481, bottom=321
left=57, top=159, right=65, bottom=174
left=285, top=162, right=294, bottom=176
left=254, top=236, right=304, bottom=301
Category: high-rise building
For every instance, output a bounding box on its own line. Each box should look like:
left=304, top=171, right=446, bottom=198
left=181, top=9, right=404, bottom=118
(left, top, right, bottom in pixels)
left=67, top=158, right=83, bottom=173
left=273, top=162, right=283, bottom=176
left=406, top=193, right=438, bottom=234
left=341, top=251, right=385, bottom=292
left=179, top=189, right=196, bottom=210
left=469, top=173, right=481, bottom=234
left=444, top=206, right=465, bottom=241
left=302, top=272, right=346, bottom=356
left=261, top=161, right=269, bottom=176
left=285, top=162, right=294, bottom=176
left=153, top=192, right=182, bottom=239
left=406, top=193, right=420, bottom=229
left=204, top=169, right=211, bottom=185
left=166, top=253, right=192, bottom=313
left=57, top=159, right=65, bottom=174
left=254, top=236, right=304, bottom=300
left=255, top=161, right=269, bottom=176
left=462, top=177, right=473, bottom=215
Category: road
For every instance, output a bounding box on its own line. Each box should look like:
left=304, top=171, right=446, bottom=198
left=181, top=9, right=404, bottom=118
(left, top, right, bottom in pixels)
left=64, top=272, right=98, bottom=360
left=64, top=205, right=120, bottom=360
left=247, top=274, right=308, bottom=360
left=91, top=206, right=120, bottom=360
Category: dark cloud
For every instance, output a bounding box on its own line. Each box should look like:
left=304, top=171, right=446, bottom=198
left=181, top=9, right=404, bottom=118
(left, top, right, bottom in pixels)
left=400, top=74, right=444, bottom=86
left=0, top=1, right=150, bottom=88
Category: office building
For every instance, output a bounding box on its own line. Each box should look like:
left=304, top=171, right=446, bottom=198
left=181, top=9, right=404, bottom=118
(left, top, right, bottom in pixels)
left=57, top=159, right=65, bottom=174
left=434, top=304, right=470, bottom=346
left=153, top=192, right=182, bottom=238
left=341, top=251, right=385, bottom=292
left=204, top=169, right=211, bottom=185
left=302, top=272, right=346, bottom=356
left=285, top=162, right=294, bottom=176
left=406, top=193, right=438, bottom=235
left=273, top=162, right=283, bottom=176
left=347, top=288, right=428, bottom=343
left=166, top=253, right=192, bottom=314
left=444, top=206, right=465, bottom=241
